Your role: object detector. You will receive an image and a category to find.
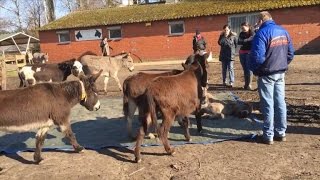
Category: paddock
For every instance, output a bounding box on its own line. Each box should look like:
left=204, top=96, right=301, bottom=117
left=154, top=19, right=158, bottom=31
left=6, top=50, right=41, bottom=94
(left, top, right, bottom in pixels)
left=0, top=55, right=319, bottom=179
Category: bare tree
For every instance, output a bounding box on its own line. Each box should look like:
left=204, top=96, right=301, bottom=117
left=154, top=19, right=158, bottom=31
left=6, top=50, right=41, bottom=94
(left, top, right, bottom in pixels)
left=0, top=0, right=24, bottom=31
left=76, top=0, right=89, bottom=9
left=26, top=0, right=44, bottom=28
left=43, top=0, right=55, bottom=24
left=59, top=0, right=77, bottom=12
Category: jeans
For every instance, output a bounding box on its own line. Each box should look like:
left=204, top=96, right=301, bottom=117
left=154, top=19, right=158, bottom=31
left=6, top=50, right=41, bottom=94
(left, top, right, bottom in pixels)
left=239, top=53, right=253, bottom=87
left=221, top=60, right=234, bottom=85
left=258, top=73, right=287, bottom=141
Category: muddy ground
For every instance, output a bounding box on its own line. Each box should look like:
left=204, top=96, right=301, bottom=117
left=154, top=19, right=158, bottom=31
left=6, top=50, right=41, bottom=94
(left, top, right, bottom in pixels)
left=0, top=55, right=319, bottom=180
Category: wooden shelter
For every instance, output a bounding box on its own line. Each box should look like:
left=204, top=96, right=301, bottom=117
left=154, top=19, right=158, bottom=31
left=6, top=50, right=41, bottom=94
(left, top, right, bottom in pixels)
left=0, top=32, right=39, bottom=90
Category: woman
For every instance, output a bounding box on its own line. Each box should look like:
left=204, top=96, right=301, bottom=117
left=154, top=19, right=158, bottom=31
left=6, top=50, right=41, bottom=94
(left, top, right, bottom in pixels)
left=238, top=22, right=255, bottom=90
left=218, top=25, right=237, bottom=87
left=100, top=36, right=110, bottom=56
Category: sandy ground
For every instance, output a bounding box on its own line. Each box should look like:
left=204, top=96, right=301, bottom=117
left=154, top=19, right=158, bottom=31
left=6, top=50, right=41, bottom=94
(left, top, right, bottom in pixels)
left=0, top=55, right=319, bottom=180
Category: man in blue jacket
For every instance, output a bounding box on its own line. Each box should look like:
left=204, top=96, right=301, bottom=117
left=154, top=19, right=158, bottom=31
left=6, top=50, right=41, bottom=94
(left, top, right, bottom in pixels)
left=249, top=11, right=294, bottom=145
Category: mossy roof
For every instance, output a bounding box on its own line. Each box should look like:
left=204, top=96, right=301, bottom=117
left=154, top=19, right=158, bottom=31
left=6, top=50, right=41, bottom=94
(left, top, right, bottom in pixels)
left=40, top=0, right=320, bottom=31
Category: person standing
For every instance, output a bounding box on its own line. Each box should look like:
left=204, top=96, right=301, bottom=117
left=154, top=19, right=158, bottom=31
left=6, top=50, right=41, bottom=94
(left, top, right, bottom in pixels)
left=192, top=30, right=207, bottom=54
left=192, top=30, right=208, bottom=104
left=238, top=22, right=255, bottom=90
left=249, top=11, right=294, bottom=144
left=100, top=36, right=110, bottom=56
left=218, top=25, right=237, bottom=87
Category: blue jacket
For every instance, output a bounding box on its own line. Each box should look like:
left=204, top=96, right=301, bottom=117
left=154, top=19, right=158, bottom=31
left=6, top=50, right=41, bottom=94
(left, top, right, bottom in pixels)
left=249, top=20, right=294, bottom=76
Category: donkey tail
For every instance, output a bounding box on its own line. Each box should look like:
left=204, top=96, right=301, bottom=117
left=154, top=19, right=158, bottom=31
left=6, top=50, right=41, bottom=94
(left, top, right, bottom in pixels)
left=146, top=90, right=158, bottom=135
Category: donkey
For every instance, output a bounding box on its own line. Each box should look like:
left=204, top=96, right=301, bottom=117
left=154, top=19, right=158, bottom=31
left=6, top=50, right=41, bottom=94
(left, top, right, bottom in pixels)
left=0, top=70, right=102, bottom=163
left=18, top=58, right=81, bottom=87
left=123, top=69, right=183, bottom=139
left=26, top=52, right=49, bottom=64
left=73, top=52, right=134, bottom=93
left=134, top=60, right=204, bottom=163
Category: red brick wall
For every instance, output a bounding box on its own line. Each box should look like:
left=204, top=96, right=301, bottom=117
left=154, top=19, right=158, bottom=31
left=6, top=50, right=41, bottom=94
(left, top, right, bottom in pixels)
left=40, top=5, right=320, bottom=63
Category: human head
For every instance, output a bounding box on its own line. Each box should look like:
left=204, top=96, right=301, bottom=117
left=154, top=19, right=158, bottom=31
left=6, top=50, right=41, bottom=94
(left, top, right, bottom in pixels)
left=240, top=22, right=250, bottom=32
left=196, top=29, right=200, bottom=35
left=223, top=24, right=231, bottom=35
left=258, top=11, right=272, bottom=25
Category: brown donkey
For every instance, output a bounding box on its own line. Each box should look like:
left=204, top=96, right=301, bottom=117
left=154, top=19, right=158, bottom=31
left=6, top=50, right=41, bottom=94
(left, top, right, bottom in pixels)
left=134, top=60, right=203, bottom=163
left=122, top=69, right=183, bottom=139
left=0, top=70, right=102, bottom=163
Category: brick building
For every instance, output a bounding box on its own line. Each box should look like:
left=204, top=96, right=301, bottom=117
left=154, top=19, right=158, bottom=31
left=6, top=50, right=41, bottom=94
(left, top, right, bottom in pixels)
left=39, top=0, right=320, bottom=62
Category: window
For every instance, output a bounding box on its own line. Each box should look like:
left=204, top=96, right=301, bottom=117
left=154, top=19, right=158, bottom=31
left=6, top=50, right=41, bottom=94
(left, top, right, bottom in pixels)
left=56, top=30, right=70, bottom=43
left=228, top=13, right=259, bottom=35
left=108, top=26, right=122, bottom=39
left=168, top=21, right=184, bottom=35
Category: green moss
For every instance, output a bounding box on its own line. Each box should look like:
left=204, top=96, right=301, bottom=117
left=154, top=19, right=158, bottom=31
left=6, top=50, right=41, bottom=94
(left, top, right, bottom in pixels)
left=40, top=0, right=320, bottom=31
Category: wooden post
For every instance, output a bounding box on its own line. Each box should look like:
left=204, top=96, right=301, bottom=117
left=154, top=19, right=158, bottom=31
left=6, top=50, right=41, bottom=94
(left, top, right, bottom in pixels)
left=11, top=37, right=21, bottom=54
left=0, top=60, right=6, bottom=90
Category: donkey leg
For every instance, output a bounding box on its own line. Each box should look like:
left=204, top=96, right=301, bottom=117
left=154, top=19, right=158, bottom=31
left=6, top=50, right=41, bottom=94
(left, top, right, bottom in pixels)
left=158, top=114, right=175, bottom=155
left=113, top=75, right=122, bottom=91
left=127, top=100, right=137, bottom=139
left=182, top=116, right=192, bottom=142
left=34, top=127, right=49, bottom=163
left=60, top=124, right=84, bottom=152
left=195, top=104, right=203, bottom=133
left=103, top=76, right=109, bottom=93
left=134, top=125, right=146, bottom=163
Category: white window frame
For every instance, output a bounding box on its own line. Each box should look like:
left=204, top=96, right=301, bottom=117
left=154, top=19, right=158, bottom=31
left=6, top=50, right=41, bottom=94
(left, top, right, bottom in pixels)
left=108, top=26, right=122, bottom=40
left=228, top=13, right=259, bottom=35
left=56, top=30, right=70, bottom=43
left=168, top=21, right=185, bottom=36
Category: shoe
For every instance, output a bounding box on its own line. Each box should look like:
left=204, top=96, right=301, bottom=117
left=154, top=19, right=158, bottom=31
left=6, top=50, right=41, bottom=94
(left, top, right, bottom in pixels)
left=226, top=83, right=233, bottom=88
left=274, top=136, right=286, bottom=142
left=255, top=135, right=274, bottom=145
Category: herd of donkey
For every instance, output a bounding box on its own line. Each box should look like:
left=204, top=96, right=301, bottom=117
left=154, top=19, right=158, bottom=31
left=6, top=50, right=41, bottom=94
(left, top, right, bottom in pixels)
left=0, top=52, right=253, bottom=163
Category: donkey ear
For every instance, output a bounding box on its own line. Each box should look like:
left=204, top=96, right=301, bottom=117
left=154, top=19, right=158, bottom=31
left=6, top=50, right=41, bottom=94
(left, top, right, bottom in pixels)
left=91, top=69, right=103, bottom=82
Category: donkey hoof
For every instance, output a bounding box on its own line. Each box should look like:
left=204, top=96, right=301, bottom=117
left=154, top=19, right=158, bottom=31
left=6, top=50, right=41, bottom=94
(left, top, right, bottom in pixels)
left=74, top=146, right=85, bottom=153
left=135, top=157, right=142, bottom=163
left=34, top=156, right=44, bottom=164
left=186, top=138, right=192, bottom=142
left=168, top=148, right=176, bottom=155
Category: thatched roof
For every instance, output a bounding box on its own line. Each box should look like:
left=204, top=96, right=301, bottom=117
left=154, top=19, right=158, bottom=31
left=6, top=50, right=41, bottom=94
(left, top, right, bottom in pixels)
left=40, top=0, right=320, bottom=31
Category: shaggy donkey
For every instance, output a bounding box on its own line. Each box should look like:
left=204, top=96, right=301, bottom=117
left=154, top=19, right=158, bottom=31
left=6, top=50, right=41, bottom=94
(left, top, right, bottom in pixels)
left=122, top=69, right=183, bottom=139
left=0, top=70, right=102, bottom=163
left=134, top=61, right=203, bottom=163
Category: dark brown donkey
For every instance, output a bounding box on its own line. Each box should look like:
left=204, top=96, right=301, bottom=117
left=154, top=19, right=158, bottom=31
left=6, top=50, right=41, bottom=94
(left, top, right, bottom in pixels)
left=0, top=70, right=102, bottom=163
left=134, top=60, right=203, bottom=163
left=123, top=69, right=182, bottom=139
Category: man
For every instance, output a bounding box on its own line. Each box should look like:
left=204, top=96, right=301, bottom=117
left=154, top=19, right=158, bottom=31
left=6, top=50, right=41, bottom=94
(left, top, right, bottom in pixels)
left=249, top=11, right=294, bottom=145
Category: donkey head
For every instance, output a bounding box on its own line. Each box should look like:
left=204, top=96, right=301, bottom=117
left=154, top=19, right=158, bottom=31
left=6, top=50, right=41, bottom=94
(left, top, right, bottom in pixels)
left=78, top=69, right=103, bottom=111
left=121, top=53, right=134, bottom=72
left=72, top=60, right=84, bottom=77
left=40, top=53, right=49, bottom=64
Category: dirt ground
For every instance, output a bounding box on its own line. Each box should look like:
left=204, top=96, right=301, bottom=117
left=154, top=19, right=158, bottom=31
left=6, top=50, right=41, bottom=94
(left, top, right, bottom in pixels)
left=0, top=55, right=319, bottom=180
